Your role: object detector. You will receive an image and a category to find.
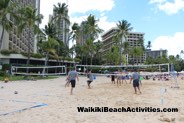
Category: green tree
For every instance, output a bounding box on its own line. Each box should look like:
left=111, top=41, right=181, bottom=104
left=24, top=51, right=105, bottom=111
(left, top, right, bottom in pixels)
left=53, top=3, right=69, bottom=23
left=83, top=39, right=95, bottom=65
left=122, top=41, right=129, bottom=65
left=18, top=6, right=43, bottom=72
left=85, top=14, right=103, bottom=40
left=53, top=3, right=70, bottom=45
left=53, top=2, right=70, bottom=59
left=137, top=38, right=145, bottom=51
left=115, top=20, right=133, bottom=65
left=75, top=15, right=103, bottom=65
left=130, top=47, right=143, bottom=64
left=104, top=45, right=120, bottom=65
left=0, top=0, right=19, bottom=50
left=69, top=22, right=80, bottom=64
left=146, top=41, right=151, bottom=49
left=39, top=37, right=59, bottom=74
left=43, top=22, right=57, bottom=39
left=93, top=40, right=103, bottom=65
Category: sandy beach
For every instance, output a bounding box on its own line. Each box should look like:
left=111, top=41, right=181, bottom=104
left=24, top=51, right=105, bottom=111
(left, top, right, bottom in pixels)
left=0, top=76, right=184, bottom=123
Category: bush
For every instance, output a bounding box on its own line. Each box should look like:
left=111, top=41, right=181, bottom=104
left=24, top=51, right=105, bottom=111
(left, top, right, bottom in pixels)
left=21, top=52, right=28, bottom=57
left=10, top=50, right=19, bottom=54
left=0, top=49, right=19, bottom=55
left=31, top=53, right=44, bottom=58
left=2, top=64, right=11, bottom=71
left=0, top=71, right=6, bottom=77
left=0, top=50, right=11, bottom=55
left=65, top=57, right=73, bottom=61
left=74, top=58, right=81, bottom=63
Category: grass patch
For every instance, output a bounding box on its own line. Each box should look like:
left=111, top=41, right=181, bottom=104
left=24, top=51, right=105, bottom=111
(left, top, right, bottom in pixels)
left=0, top=76, right=59, bottom=81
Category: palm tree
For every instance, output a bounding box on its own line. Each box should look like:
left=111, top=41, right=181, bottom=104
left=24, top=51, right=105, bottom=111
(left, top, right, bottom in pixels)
left=75, top=44, right=84, bottom=64
left=0, top=0, right=18, bottom=50
left=104, top=45, right=120, bottom=65
left=115, top=20, right=133, bottom=65
left=53, top=2, right=70, bottom=58
left=39, top=37, right=59, bottom=75
left=60, top=42, right=70, bottom=65
left=53, top=3, right=69, bottom=23
left=146, top=41, right=151, bottom=49
left=83, top=39, right=95, bottom=65
left=130, top=47, right=144, bottom=64
left=122, top=41, right=129, bottom=65
left=18, top=6, right=43, bottom=73
left=43, top=22, right=58, bottom=39
left=69, top=22, right=80, bottom=64
left=138, top=38, right=145, bottom=50
left=93, top=40, right=103, bottom=65
left=70, top=23, right=80, bottom=40
left=85, top=14, right=103, bottom=40
left=84, top=15, right=103, bottom=65
left=176, top=54, right=180, bottom=60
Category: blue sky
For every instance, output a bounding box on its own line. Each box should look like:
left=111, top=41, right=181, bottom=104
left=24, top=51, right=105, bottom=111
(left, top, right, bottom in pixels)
left=40, top=0, right=184, bottom=57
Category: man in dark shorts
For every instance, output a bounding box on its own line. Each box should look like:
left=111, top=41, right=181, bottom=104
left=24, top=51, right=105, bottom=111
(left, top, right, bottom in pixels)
left=87, top=70, right=93, bottom=89
left=111, top=72, right=115, bottom=84
left=130, top=69, right=141, bottom=94
left=67, top=69, right=79, bottom=95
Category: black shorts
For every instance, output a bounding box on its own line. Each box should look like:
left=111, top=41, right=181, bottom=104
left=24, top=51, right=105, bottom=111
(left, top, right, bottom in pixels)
left=133, top=79, right=139, bottom=87
left=87, top=80, right=93, bottom=84
left=70, top=80, right=76, bottom=88
left=111, top=76, right=115, bottom=81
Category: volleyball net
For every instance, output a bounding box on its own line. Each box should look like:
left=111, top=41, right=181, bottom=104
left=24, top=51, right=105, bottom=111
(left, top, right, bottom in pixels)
left=11, top=66, right=66, bottom=76
left=75, top=63, right=170, bottom=76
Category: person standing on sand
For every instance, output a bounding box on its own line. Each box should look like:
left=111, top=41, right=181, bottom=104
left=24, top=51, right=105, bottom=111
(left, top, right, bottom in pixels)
left=111, top=72, right=115, bottom=84
left=65, top=69, right=71, bottom=87
left=87, top=70, right=93, bottom=89
left=130, top=69, right=141, bottom=94
left=67, top=69, right=79, bottom=95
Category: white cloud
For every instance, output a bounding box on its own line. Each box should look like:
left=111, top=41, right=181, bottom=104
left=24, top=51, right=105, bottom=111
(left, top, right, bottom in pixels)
left=40, top=0, right=115, bottom=28
left=151, top=32, right=184, bottom=56
left=149, top=0, right=166, bottom=4
left=98, top=16, right=116, bottom=32
left=150, top=0, right=167, bottom=3
left=70, top=16, right=88, bottom=25
left=68, top=0, right=115, bottom=14
left=149, top=0, right=184, bottom=15
left=70, top=15, right=116, bottom=32
left=70, top=15, right=116, bottom=41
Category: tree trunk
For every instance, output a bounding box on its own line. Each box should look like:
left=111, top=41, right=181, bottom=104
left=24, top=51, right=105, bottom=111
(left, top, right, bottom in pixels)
left=0, top=27, right=5, bottom=50
left=85, top=56, right=87, bottom=65
left=0, top=19, right=5, bottom=51
left=119, top=36, right=123, bottom=65
left=42, top=52, right=49, bottom=76
left=90, top=55, right=93, bottom=65
left=26, top=29, right=31, bottom=73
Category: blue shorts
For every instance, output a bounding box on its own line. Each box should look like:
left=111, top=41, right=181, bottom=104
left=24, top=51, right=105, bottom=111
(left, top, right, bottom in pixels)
left=133, top=79, right=139, bottom=87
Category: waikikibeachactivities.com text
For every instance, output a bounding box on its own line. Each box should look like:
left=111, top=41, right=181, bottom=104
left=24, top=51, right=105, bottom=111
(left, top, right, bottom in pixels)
left=77, top=107, right=178, bottom=113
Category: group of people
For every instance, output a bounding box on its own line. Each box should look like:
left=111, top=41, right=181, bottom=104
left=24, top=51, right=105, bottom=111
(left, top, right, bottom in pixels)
left=65, top=68, right=141, bottom=95
left=111, top=69, right=142, bottom=94
left=65, top=69, right=94, bottom=95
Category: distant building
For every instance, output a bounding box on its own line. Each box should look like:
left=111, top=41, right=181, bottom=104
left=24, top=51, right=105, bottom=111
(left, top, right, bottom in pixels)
left=76, top=21, right=88, bottom=46
left=145, top=49, right=168, bottom=59
left=101, top=27, right=145, bottom=64
left=0, top=0, right=40, bottom=65
left=0, top=0, right=40, bottom=53
left=49, top=6, right=70, bottom=47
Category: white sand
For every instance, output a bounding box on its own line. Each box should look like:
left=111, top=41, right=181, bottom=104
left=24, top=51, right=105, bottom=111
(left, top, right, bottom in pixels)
left=0, top=76, right=184, bottom=123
